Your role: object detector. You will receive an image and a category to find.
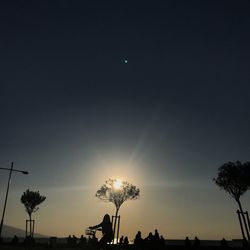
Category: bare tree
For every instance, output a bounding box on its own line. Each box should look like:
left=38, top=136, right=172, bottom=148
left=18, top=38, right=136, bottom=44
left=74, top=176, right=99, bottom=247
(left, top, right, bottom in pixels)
left=214, top=161, right=250, bottom=241
left=96, top=179, right=140, bottom=241
left=21, top=189, right=46, bottom=237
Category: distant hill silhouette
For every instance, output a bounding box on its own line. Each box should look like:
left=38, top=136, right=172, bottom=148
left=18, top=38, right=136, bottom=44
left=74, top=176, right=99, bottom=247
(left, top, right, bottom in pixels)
left=2, top=224, right=47, bottom=238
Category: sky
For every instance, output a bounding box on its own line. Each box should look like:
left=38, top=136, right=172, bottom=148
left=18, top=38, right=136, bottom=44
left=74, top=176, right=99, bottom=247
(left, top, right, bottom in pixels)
left=0, top=0, right=250, bottom=240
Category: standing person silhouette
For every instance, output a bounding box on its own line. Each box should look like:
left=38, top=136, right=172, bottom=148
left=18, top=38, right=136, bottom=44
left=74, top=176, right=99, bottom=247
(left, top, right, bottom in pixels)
left=89, top=214, right=114, bottom=248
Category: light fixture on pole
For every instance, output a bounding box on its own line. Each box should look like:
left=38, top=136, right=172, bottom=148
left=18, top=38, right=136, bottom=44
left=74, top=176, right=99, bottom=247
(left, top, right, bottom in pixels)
left=0, top=162, right=29, bottom=239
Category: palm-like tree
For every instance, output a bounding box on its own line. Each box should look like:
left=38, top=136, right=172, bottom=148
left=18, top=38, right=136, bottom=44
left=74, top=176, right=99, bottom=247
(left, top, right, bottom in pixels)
left=21, top=189, right=46, bottom=237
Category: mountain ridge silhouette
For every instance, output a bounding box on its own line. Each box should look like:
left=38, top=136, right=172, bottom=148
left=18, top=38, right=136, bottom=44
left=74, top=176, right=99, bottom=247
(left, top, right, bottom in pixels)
left=2, top=224, right=47, bottom=238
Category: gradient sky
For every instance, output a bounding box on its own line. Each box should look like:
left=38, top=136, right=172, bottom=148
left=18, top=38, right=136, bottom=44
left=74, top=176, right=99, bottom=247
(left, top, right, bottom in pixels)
left=0, top=0, right=250, bottom=240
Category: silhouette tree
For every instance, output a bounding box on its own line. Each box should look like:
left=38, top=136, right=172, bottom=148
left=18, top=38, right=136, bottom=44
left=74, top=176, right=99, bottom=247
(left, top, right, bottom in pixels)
left=96, top=179, right=140, bottom=241
left=21, top=189, right=46, bottom=237
left=214, top=161, right=250, bottom=241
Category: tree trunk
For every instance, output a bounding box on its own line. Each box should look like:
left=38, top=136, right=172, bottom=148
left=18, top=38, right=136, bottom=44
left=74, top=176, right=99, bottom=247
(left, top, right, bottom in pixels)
left=237, top=199, right=250, bottom=242
left=29, top=213, right=32, bottom=238
left=113, top=209, right=119, bottom=243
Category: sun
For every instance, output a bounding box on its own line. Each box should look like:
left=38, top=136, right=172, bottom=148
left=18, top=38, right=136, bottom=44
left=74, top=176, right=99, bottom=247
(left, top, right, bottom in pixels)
left=113, top=179, right=122, bottom=190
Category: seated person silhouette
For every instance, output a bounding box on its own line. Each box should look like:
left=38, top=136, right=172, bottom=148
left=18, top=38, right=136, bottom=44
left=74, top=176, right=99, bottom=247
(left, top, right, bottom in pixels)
left=89, top=214, right=114, bottom=247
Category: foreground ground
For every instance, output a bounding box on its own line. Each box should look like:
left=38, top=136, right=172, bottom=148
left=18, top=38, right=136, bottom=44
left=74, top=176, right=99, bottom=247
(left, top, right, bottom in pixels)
left=0, top=244, right=248, bottom=250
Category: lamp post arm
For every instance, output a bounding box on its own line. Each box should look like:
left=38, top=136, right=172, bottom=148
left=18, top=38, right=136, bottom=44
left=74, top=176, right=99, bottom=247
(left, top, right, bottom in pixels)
left=0, top=162, right=14, bottom=238
left=0, top=167, right=28, bottom=174
left=0, top=167, right=12, bottom=171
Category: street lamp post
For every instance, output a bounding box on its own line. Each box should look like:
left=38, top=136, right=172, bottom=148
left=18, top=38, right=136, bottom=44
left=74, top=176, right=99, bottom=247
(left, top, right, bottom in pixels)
left=0, top=162, right=29, bottom=239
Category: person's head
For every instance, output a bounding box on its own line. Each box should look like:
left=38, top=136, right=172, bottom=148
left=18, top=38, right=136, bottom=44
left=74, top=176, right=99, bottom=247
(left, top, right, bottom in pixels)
left=103, top=214, right=111, bottom=224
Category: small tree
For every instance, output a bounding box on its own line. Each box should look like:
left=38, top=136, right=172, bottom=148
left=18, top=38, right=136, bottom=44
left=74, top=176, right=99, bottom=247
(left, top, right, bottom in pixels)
left=21, top=189, right=46, bottom=237
left=96, top=179, right=140, bottom=241
left=214, top=161, right=250, bottom=241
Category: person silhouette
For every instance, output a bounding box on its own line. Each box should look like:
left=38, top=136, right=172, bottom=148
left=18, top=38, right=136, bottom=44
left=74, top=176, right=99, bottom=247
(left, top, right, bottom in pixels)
left=154, top=229, right=160, bottom=245
left=160, top=235, right=165, bottom=248
left=194, top=236, right=200, bottom=248
left=124, top=236, right=129, bottom=245
left=67, top=235, right=72, bottom=246
left=145, top=232, right=154, bottom=248
left=134, top=231, right=143, bottom=247
left=119, top=235, right=124, bottom=245
left=154, top=229, right=160, bottom=239
left=72, top=235, right=77, bottom=246
left=220, top=238, right=228, bottom=248
left=185, top=236, right=191, bottom=248
left=79, top=235, right=87, bottom=246
left=11, top=235, right=19, bottom=245
left=89, top=214, right=114, bottom=248
left=152, top=229, right=160, bottom=249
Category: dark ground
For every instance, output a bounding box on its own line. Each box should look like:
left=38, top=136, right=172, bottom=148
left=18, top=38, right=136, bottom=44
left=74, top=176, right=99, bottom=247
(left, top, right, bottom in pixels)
left=0, top=244, right=248, bottom=250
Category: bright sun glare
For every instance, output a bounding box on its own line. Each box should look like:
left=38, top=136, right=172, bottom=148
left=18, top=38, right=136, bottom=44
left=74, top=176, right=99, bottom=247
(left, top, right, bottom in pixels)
left=113, top=179, right=122, bottom=190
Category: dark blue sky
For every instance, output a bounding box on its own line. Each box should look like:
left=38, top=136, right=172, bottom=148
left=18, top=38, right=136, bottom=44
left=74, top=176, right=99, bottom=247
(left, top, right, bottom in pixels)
left=0, top=0, right=250, bottom=184
left=0, top=0, right=250, bottom=238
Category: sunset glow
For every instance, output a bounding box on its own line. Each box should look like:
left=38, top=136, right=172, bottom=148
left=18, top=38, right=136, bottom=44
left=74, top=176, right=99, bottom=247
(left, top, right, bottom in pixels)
left=113, top=179, right=122, bottom=190
left=1, top=0, right=250, bottom=242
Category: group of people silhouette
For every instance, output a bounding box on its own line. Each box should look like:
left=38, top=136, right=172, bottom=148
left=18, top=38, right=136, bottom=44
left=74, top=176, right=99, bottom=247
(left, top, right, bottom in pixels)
left=86, top=214, right=167, bottom=249
left=67, top=234, right=84, bottom=247
left=134, top=229, right=165, bottom=249
left=0, top=213, right=247, bottom=249
left=184, top=237, right=200, bottom=248
left=85, top=214, right=234, bottom=250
